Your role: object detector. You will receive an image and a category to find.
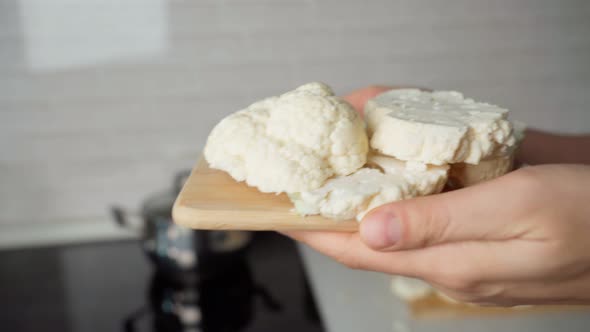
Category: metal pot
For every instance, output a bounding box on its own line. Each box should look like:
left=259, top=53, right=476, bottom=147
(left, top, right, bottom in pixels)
left=111, top=171, right=252, bottom=283
left=114, top=172, right=281, bottom=332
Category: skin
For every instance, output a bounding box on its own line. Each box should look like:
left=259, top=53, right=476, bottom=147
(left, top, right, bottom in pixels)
left=283, top=86, right=590, bottom=306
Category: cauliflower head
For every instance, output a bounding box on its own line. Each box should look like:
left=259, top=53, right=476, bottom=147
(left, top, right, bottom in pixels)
left=204, top=82, right=368, bottom=193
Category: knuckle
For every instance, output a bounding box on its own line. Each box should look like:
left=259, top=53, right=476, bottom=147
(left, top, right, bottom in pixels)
left=332, top=236, right=365, bottom=270
left=400, top=200, right=452, bottom=248
left=425, top=202, right=453, bottom=246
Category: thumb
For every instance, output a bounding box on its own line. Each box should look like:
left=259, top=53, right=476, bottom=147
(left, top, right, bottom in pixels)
left=359, top=172, right=529, bottom=251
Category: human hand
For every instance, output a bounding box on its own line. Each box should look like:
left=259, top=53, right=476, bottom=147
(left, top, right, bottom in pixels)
left=283, top=87, right=590, bottom=306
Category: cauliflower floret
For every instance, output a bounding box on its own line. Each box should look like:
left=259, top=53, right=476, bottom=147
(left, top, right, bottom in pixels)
left=289, top=168, right=417, bottom=221
left=204, top=83, right=368, bottom=193
left=289, top=154, right=449, bottom=221
left=367, top=154, right=449, bottom=196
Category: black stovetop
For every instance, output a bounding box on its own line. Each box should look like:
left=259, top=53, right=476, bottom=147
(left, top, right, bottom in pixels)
left=0, top=232, right=324, bottom=332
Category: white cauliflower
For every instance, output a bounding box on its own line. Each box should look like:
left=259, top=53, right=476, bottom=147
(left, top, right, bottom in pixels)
left=367, top=154, right=449, bottom=196
left=289, top=168, right=417, bottom=221
left=365, top=89, right=516, bottom=165
left=289, top=155, right=449, bottom=222
left=204, top=83, right=368, bottom=193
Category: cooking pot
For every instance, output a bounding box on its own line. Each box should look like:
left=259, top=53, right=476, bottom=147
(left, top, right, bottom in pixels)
left=111, top=171, right=253, bottom=283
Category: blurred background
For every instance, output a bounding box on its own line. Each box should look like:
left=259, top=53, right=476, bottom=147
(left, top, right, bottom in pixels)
left=1, top=0, right=589, bottom=331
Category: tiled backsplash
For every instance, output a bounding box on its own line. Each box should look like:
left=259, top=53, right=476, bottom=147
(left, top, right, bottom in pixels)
left=1, top=0, right=589, bottom=236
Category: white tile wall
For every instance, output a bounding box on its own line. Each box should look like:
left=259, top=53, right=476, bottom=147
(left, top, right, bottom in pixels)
left=1, top=0, right=589, bottom=232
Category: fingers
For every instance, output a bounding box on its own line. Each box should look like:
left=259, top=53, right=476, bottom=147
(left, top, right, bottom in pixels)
left=342, top=86, right=392, bottom=115
left=281, top=231, right=521, bottom=283
left=342, top=85, right=434, bottom=114
left=360, top=193, right=454, bottom=250
left=342, top=85, right=433, bottom=115
left=359, top=171, right=536, bottom=251
left=517, top=129, right=590, bottom=165
left=281, top=230, right=425, bottom=277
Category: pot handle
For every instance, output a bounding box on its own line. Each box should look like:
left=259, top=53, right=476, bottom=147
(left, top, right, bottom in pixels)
left=110, top=206, right=143, bottom=233
left=111, top=206, right=128, bottom=228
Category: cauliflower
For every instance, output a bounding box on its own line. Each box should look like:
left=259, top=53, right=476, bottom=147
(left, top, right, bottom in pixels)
left=289, top=168, right=417, bottom=221
left=204, top=82, right=368, bottom=193
left=365, top=89, right=516, bottom=165
left=367, top=154, right=449, bottom=196
left=289, top=155, right=449, bottom=222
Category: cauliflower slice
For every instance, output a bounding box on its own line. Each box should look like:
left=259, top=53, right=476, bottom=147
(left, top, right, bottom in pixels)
left=204, top=82, right=368, bottom=193
left=367, top=154, right=449, bottom=196
left=365, top=89, right=516, bottom=165
left=289, top=154, right=450, bottom=222
left=289, top=168, right=417, bottom=221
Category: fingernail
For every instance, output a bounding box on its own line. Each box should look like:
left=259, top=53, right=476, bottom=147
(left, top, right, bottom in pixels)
left=360, top=210, right=401, bottom=249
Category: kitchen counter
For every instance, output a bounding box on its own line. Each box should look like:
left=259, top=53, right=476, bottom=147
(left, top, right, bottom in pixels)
left=299, top=245, right=590, bottom=332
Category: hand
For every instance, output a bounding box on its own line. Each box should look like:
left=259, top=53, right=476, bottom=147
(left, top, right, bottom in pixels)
left=283, top=87, right=590, bottom=306
left=518, top=130, right=590, bottom=165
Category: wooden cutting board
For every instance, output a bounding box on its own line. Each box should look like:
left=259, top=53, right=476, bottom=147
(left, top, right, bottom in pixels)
left=408, top=293, right=589, bottom=319
left=172, top=156, right=359, bottom=231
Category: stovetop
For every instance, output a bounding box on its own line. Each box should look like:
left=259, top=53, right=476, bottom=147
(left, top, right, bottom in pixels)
left=0, top=232, right=324, bottom=332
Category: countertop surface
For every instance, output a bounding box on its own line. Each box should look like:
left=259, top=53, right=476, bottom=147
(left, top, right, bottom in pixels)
left=299, top=244, right=590, bottom=332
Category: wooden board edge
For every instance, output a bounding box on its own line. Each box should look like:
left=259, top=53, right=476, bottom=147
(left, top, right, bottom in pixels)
left=172, top=201, right=358, bottom=231
left=407, top=293, right=590, bottom=319
left=172, top=159, right=360, bottom=232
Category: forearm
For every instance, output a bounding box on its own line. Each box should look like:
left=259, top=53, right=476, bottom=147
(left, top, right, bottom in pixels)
left=517, top=129, right=590, bottom=165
